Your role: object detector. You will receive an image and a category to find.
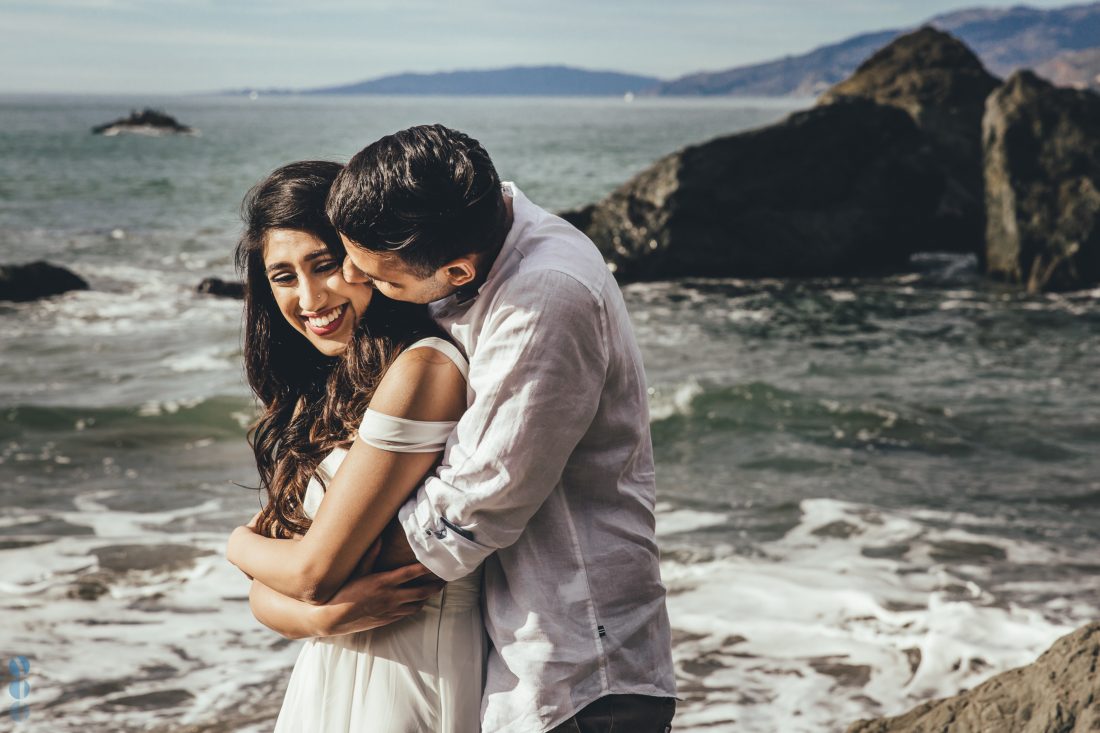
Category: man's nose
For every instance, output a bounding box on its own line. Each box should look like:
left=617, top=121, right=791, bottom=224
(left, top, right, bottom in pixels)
left=343, top=256, right=369, bottom=284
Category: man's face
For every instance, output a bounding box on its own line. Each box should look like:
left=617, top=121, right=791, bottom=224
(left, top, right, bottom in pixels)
left=340, top=234, right=457, bottom=304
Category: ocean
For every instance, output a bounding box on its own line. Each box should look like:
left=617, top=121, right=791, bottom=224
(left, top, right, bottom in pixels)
left=1, top=93, right=1098, bottom=732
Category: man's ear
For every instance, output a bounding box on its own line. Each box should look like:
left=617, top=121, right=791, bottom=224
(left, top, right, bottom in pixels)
left=441, top=256, right=478, bottom=287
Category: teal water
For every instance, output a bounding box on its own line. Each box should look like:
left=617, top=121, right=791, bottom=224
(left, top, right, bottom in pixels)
left=1, top=95, right=1098, bottom=733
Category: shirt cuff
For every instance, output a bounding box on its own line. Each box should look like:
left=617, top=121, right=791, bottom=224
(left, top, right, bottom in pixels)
left=398, top=484, right=490, bottom=582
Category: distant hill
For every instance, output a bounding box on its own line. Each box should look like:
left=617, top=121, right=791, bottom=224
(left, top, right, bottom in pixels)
left=656, top=30, right=897, bottom=97
left=656, top=1, right=1100, bottom=96
left=299, top=65, right=660, bottom=96
left=1035, top=47, right=1100, bottom=86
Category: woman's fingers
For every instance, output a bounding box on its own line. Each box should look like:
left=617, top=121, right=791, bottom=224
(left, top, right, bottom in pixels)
left=391, top=579, right=445, bottom=606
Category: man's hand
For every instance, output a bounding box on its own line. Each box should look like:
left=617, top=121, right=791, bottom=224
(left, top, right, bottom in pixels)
left=314, top=541, right=446, bottom=636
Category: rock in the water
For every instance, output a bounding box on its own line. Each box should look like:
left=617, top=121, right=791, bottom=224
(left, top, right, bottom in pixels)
left=0, top=261, right=89, bottom=302
left=983, top=70, right=1100, bottom=292
left=818, top=27, right=1001, bottom=255
left=563, top=98, right=943, bottom=281
left=92, top=108, right=197, bottom=136
left=196, top=277, right=244, bottom=299
left=847, top=622, right=1100, bottom=733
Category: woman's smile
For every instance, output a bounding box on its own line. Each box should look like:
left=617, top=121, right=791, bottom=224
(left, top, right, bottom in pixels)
left=303, top=302, right=349, bottom=335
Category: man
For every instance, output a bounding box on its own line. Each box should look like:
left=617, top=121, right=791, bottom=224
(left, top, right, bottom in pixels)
left=326, top=124, right=677, bottom=733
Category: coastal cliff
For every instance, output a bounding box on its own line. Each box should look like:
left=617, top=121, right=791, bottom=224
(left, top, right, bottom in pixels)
left=847, top=623, right=1100, bottom=733
left=564, top=27, right=1100, bottom=292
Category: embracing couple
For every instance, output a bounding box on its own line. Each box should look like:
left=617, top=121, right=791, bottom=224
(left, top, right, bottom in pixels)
left=225, top=124, right=677, bottom=733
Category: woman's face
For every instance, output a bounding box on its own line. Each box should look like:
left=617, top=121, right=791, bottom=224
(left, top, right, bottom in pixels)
left=262, top=228, right=373, bottom=357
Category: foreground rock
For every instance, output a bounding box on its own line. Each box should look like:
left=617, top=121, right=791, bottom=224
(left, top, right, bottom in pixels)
left=196, top=278, right=244, bottom=299
left=818, top=27, right=1000, bottom=255
left=0, top=261, right=89, bottom=302
left=983, top=71, right=1100, bottom=292
left=847, top=622, right=1100, bottom=733
left=92, top=108, right=197, bottom=136
left=562, top=99, right=943, bottom=281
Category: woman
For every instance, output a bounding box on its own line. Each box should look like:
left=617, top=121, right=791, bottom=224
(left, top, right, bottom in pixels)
left=225, top=160, right=484, bottom=733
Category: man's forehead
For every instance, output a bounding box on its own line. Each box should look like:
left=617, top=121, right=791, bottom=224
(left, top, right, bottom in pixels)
left=344, top=242, right=409, bottom=276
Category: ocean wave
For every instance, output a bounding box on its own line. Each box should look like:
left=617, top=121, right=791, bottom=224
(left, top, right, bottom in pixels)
left=0, top=492, right=1093, bottom=733
left=666, top=497, right=1094, bottom=732
left=648, top=379, right=971, bottom=456
left=1, top=397, right=254, bottom=442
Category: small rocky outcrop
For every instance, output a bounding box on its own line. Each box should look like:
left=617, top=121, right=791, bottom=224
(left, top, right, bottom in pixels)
left=983, top=70, right=1100, bottom=292
left=92, top=109, right=197, bottom=136
left=846, top=622, right=1100, bottom=733
left=818, top=27, right=1001, bottom=255
left=562, top=98, right=943, bottom=281
left=196, top=278, right=244, bottom=299
left=0, top=261, right=89, bottom=302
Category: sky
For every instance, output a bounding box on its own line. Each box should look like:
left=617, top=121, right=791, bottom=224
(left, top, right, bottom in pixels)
left=0, top=0, right=1087, bottom=94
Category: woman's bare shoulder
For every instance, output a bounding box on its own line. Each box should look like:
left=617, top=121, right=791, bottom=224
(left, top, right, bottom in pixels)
left=368, top=344, right=466, bottom=422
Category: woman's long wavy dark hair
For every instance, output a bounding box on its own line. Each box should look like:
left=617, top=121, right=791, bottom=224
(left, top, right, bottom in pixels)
left=235, top=160, right=441, bottom=539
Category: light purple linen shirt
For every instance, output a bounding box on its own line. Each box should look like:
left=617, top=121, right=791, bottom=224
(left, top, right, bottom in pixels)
left=398, top=182, right=676, bottom=733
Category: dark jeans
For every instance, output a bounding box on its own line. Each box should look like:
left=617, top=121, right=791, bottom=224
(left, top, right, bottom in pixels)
left=549, top=694, right=676, bottom=733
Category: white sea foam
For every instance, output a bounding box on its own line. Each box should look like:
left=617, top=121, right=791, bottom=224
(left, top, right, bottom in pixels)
left=0, top=489, right=1093, bottom=732
left=168, top=347, right=234, bottom=373
left=0, top=497, right=297, bottom=732
left=665, top=498, right=1090, bottom=732
left=655, top=503, right=729, bottom=537
left=647, top=378, right=706, bottom=421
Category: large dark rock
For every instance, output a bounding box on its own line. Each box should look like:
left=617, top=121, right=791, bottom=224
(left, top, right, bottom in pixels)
left=196, top=278, right=244, bottom=299
left=92, top=108, right=196, bottom=136
left=983, top=70, right=1100, bottom=292
left=846, top=622, right=1100, bottom=733
left=0, top=261, right=89, bottom=302
left=818, top=27, right=1001, bottom=255
left=563, top=98, right=944, bottom=281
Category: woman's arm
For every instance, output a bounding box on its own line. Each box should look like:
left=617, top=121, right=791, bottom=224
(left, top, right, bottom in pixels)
left=249, top=578, right=330, bottom=639
left=226, top=347, right=465, bottom=604
left=245, top=541, right=443, bottom=638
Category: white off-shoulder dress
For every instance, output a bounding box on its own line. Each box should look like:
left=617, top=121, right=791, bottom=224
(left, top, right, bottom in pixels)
left=273, top=337, right=485, bottom=733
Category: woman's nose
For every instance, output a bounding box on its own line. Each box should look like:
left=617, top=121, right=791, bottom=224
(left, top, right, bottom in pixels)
left=300, top=278, right=326, bottom=310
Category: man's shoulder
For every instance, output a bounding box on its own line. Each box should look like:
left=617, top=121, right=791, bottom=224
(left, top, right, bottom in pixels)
left=511, top=200, right=610, bottom=302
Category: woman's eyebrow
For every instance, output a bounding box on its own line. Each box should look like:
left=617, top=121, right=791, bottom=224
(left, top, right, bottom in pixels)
left=264, top=249, right=332, bottom=273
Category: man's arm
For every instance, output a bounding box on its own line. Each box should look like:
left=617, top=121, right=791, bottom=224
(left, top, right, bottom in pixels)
left=399, top=269, right=609, bottom=581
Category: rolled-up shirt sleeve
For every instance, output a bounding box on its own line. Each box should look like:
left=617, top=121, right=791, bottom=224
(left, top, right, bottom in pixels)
left=398, top=269, right=609, bottom=581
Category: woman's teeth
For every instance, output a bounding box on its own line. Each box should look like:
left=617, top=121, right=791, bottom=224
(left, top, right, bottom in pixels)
left=307, top=304, right=344, bottom=328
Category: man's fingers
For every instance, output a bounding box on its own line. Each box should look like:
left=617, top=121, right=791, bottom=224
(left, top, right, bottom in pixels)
left=376, top=561, right=436, bottom=586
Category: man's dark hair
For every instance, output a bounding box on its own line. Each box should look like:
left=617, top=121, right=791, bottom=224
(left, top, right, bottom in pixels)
left=326, top=124, right=508, bottom=277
